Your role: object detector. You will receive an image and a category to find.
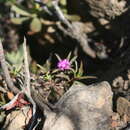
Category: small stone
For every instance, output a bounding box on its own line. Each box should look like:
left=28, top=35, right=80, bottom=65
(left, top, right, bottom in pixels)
left=112, top=76, right=124, bottom=88
left=123, top=80, right=129, bottom=90
left=112, top=113, right=120, bottom=121
left=117, top=97, right=130, bottom=121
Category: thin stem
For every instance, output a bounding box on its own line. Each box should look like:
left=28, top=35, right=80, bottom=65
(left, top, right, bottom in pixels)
left=23, top=37, right=37, bottom=130
left=23, top=38, right=31, bottom=96
left=52, top=0, right=71, bottom=28
left=0, top=39, right=19, bottom=94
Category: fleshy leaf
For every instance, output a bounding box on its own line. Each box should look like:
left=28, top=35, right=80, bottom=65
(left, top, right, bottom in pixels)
left=70, top=56, right=77, bottom=64
left=30, top=18, right=42, bottom=32
left=52, top=69, right=60, bottom=74
left=77, top=61, right=83, bottom=77
left=60, top=0, right=67, bottom=6
left=77, top=76, right=97, bottom=80
left=65, top=14, right=81, bottom=21
left=11, top=5, right=32, bottom=16
left=67, top=52, right=72, bottom=60
left=37, top=64, right=47, bottom=73
left=11, top=17, right=29, bottom=24
left=6, top=44, right=24, bottom=66
left=55, top=54, right=62, bottom=61
left=55, top=73, right=70, bottom=81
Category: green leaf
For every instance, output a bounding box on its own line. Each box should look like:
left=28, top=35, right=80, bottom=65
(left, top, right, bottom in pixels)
left=70, top=56, right=77, bottom=64
left=11, top=5, right=32, bottom=16
left=68, top=68, right=75, bottom=73
left=62, top=9, right=68, bottom=14
left=77, top=61, right=83, bottom=77
left=76, top=76, right=97, bottom=80
left=37, top=64, right=47, bottom=73
left=6, top=45, right=24, bottom=65
left=67, top=52, right=72, bottom=60
left=30, top=18, right=42, bottom=32
left=52, top=69, right=60, bottom=74
left=65, top=14, right=81, bottom=21
left=72, top=61, right=78, bottom=77
left=55, top=53, right=61, bottom=61
left=60, top=0, right=67, bottom=6
left=11, top=17, right=29, bottom=24
left=44, top=73, right=53, bottom=81
left=55, top=73, right=70, bottom=81
left=44, top=58, right=51, bottom=72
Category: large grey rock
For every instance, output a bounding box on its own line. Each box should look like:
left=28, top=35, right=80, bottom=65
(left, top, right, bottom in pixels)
left=42, top=81, right=113, bottom=130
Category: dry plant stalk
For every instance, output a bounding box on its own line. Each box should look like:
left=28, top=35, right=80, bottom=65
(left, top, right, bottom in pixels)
left=52, top=0, right=96, bottom=58
left=22, top=38, right=37, bottom=130
left=0, top=39, right=20, bottom=94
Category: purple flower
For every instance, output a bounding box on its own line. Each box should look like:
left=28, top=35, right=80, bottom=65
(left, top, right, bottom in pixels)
left=57, top=59, right=71, bottom=70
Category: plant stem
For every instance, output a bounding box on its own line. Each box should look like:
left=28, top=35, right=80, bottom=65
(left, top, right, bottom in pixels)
left=0, top=39, right=19, bottom=94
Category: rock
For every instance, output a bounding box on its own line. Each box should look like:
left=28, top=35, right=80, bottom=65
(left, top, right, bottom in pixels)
left=117, top=97, right=130, bottom=121
left=42, top=81, right=113, bottom=130
left=110, top=97, right=130, bottom=130
left=68, top=0, right=126, bottom=19
left=2, top=106, right=31, bottom=130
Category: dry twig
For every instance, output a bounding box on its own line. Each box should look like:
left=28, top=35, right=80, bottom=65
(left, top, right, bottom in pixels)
left=52, top=0, right=71, bottom=28
left=0, top=39, right=20, bottom=94
left=22, top=38, right=37, bottom=130
left=52, top=1, right=96, bottom=58
left=0, top=38, right=37, bottom=129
